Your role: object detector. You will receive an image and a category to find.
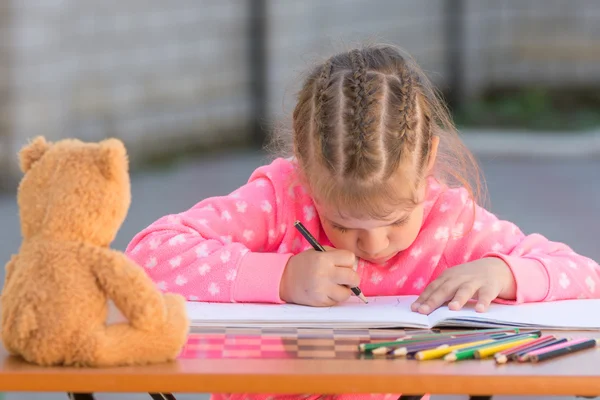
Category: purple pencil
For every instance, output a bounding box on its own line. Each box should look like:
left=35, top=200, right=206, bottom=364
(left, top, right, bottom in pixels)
left=389, top=333, right=508, bottom=357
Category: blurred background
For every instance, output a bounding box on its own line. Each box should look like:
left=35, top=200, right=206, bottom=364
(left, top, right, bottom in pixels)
left=0, top=0, right=599, bottom=399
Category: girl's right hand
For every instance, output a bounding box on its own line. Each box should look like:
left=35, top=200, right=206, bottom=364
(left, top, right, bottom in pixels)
left=279, top=246, right=360, bottom=307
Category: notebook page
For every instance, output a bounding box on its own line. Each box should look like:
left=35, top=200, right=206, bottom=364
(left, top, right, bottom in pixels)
left=427, top=298, right=600, bottom=330
left=185, top=295, right=431, bottom=328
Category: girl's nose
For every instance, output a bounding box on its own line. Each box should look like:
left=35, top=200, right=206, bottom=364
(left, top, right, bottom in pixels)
left=358, top=230, right=389, bottom=258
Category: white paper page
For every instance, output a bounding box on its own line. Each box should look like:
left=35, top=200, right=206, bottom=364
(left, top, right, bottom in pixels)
left=185, top=295, right=430, bottom=328
left=426, top=298, right=600, bottom=330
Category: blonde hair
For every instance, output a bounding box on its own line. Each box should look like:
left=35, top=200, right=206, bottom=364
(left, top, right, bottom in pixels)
left=272, top=43, right=485, bottom=219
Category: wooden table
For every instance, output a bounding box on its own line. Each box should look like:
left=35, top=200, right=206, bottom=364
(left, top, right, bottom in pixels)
left=0, top=330, right=599, bottom=399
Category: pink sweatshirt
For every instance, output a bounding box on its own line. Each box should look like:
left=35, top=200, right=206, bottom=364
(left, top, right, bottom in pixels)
left=125, top=157, right=600, bottom=400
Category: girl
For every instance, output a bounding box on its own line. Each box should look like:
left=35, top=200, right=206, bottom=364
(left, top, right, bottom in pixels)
left=125, top=44, right=600, bottom=400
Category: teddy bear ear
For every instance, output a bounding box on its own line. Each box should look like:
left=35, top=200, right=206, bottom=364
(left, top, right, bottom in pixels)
left=18, top=136, right=51, bottom=173
left=97, top=138, right=128, bottom=179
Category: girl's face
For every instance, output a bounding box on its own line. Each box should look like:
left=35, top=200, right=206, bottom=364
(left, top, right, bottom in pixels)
left=313, top=136, right=439, bottom=265
left=316, top=181, right=427, bottom=265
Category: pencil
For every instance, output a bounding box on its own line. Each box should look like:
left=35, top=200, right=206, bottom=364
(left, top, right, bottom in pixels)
left=294, top=220, right=368, bottom=304
left=445, top=332, right=541, bottom=362
left=395, top=333, right=509, bottom=357
left=359, top=332, right=460, bottom=352
left=515, top=338, right=568, bottom=362
left=358, top=328, right=519, bottom=352
left=414, top=338, right=496, bottom=360
left=528, top=338, right=600, bottom=363
left=360, top=336, right=446, bottom=353
left=494, top=335, right=556, bottom=364
left=474, top=337, right=537, bottom=359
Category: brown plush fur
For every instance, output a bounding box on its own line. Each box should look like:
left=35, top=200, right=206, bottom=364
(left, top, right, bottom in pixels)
left=1, top=136, right=189, bottom=367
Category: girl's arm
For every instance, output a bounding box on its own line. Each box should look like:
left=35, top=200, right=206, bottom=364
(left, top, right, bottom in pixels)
left=433, top=187, right=600, bottom=304
left=124, top=160, right=295, bottom=303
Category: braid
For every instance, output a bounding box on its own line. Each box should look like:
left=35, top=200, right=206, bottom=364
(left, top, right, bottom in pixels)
left=397, top=67, right=418, bottom=144
left=315, top=60, right=333, bottom=123
left=382, top=63, right=419, bottom=179
left=349, top=50, right=368, bottom=142
left=313, top=60, right=337, bottom=172
left=342, top=50, right=384, bottom=179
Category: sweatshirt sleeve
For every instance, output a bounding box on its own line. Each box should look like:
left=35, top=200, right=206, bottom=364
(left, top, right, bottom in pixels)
left=124, top=163, right=293, bottom=304
left=435, top=187, right=600, bottom=304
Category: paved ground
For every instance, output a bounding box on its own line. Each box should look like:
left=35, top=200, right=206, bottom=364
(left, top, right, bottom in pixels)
left=0, top=148, right=598, bottom=400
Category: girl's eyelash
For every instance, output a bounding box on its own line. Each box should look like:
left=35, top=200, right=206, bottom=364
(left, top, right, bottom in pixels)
left=333, top=225, right=348, bottom=233
left=332, top=219, right=408, bottom=232
left=392, top=218, right=409, bottom=226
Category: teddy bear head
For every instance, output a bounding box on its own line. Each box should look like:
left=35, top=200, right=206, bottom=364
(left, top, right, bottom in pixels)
left=17, top=136, right=131, bottom=247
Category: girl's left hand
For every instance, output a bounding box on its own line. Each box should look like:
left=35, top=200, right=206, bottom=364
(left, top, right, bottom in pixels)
left=411, top=257, right=517, bottom=315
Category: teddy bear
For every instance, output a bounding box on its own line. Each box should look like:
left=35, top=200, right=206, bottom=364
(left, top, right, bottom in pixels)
left=0, top=136, right=190, bottom=367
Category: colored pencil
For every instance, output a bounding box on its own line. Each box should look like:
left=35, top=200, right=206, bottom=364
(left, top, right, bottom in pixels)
left=515, top=338, right=568, bottom=362
left=411, top=327, right=520, bottom=338
left=475, top=337, right=537, bottom=359
left=370, top=336, right=459, bottom=355
left=393, top=333, right=510, bottom=357
left=294, top=220, right=368, bottom=304
left=494, top=335, right=556, bottom=364
left=445, top=332, right=541, bottom=362
left=359, top=328, right=519, bottom=352
left=414, top=338, right=497, bottom=360
left=359, top=336, right=450, bottom=352
left=528, top=338, right=600, bottom=363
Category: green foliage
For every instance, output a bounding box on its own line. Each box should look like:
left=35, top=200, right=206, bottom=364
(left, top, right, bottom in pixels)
left=453, top=87, right=600, bottom=132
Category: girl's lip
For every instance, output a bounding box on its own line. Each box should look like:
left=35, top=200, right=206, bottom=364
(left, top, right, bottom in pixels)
left=369, top=253, right=397, bottom=264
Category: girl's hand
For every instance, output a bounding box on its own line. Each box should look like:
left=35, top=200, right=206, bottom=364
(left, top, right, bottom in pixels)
left=411, top=257, right=516, bottom=315
left=280, top=246, right=360, bottom=307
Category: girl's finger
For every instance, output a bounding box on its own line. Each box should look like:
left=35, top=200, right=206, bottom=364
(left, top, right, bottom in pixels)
left=411, top=278, right=446, bottom=311
left=416, top=280, right=458, bottom=315
left=328, top=284, right=352, bottom=303
left=474, top=285, right=498, bottom=312
left=448, top=282, right=479, bottom=310
left=330, top=265, right=361, bottom=287
left=317, top=296, right=337, bottom=307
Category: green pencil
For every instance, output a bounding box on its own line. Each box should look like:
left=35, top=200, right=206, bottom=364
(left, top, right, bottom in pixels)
left=445, top=332, right=540, bottom=362
left=359, top=327, right=521, bottom=352
left=359, top=336, right=444, bottom=352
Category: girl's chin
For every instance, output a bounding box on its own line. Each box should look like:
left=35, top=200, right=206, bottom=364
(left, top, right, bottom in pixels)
left=366, top=252, right=398, bottom=265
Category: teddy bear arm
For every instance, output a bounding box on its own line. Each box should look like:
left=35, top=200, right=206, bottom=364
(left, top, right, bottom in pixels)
left=92, top=249, right=169, bottom=330
left=3, top=254, right=18, bottom=286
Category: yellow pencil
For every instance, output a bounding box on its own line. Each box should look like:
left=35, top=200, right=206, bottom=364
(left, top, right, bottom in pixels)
left=474, top=337, right=537, bottom=359
left=415, top=339, right=496, bottom=360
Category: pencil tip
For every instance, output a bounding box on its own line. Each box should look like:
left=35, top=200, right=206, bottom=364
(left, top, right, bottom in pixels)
left=358, top=293, right=368, bottom=304
left=393, top=348, right=407, bottom=357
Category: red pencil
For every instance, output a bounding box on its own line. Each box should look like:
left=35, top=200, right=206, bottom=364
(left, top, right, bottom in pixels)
left=494, top=335, right=555, bottom=364
left=515, top=338, right=568, bottom=362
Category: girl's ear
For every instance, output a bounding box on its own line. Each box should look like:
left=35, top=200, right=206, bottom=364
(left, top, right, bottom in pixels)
left=426, top=135, right=439, bottom=173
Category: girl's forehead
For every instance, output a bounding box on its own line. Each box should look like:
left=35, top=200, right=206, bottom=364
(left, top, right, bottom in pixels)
left=316, top=200, right=414, bottom=226
left=305, top=155, right=430, bottom=220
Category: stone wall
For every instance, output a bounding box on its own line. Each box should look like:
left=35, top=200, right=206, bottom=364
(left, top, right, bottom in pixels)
left=0, top=0, right=599, bottom=188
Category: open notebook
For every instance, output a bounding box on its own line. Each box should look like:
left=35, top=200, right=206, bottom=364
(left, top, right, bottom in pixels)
left=184, top=295, right=600, bottom=330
